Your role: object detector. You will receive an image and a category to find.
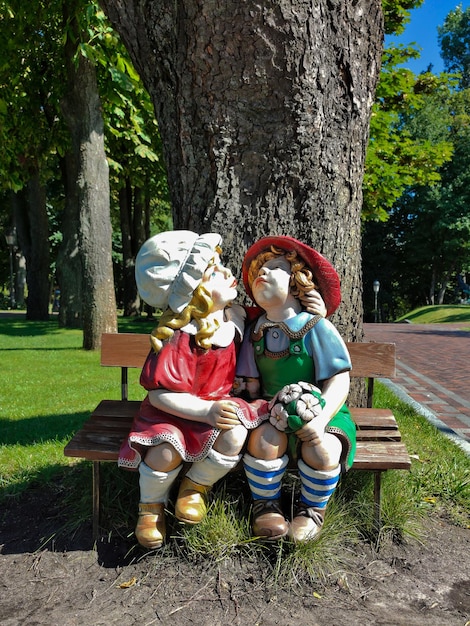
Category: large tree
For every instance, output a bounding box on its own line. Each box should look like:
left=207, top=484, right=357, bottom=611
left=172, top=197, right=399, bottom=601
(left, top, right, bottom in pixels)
left=99, top=0, right=384, bottom=345
left=60, top=0, right=118, bottom=347
left=0, top=1, right=60, bottom=320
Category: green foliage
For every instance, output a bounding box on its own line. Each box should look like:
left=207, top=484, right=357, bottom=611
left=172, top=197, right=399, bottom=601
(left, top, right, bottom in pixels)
left=76, top=5, right=165, bottom=177
left=0, top=1, right=170, bottom=307
left=438, top=5, right=470, bottom=87
left=0, top=0, right=69, bottom=191
left=363, top=50, right=454, bottom=221
left=381, top=0, right=424, bottom=36
left=363, top=2, right=468, bottom=224
left=363, top=80, right=470, bottom=312
left=363, top=3, right=470, bottom=312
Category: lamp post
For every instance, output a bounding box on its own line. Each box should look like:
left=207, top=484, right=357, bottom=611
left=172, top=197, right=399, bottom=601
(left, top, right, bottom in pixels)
left=373, top=279, right=380, bottom=323
left=5, top=227, right=16, bottom=309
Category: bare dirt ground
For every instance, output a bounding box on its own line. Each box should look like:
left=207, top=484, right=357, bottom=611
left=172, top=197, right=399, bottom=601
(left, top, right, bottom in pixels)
left=1, top=480, right=469, bottom=626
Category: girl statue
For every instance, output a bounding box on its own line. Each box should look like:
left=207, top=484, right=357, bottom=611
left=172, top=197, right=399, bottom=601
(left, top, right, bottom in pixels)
left=118, top=231, right=267, bottom=549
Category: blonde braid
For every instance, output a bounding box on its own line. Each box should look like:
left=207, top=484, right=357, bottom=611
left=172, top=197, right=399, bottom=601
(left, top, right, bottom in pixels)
left=150, top=283, right=219, bottom=353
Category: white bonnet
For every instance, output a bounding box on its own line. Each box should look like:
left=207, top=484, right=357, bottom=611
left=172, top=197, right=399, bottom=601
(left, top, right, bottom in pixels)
left=135, top=230, right=222, bottom=313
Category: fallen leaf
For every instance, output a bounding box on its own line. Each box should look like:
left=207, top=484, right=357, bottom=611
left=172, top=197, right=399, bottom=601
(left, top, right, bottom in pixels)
left=118, top=577, right=137, bottom=589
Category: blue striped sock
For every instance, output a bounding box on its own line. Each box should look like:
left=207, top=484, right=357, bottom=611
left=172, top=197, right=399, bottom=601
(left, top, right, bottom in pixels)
left=298, top=459, right=340, bottom=510
left=243, top=453, right=288, bottom=500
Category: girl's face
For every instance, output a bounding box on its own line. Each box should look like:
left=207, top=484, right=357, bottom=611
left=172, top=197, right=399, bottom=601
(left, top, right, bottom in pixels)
left=251, top=255, right=292, bottom=309
left=202, top=255, right=238, bottom=310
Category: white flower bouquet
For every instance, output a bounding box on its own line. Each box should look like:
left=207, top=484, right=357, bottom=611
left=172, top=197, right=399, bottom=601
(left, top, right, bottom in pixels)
left=269, top=381, right=325, bottom=432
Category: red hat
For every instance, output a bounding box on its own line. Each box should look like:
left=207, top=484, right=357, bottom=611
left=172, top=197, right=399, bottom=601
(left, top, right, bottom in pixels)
left=242, top=235, right=341, bottom=316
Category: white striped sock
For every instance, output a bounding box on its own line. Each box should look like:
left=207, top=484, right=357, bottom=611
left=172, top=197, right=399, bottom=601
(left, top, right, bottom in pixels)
left=243, top=453, right=288, bottom=500
left=298, top=459, right=340, bottom=509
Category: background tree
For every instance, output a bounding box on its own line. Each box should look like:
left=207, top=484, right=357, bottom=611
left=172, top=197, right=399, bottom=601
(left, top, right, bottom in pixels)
left=0, top=1, right=169, bottom=340
left=363, top=50, right=453, bottom=222
left=97, top=24, right=171, bottom=316
left=0, top=2, right=62, bottom=320
left=61, top=0, right=118, bottom=347
left=439, top=5, right=470, bottom=88
left=363, top=6, right=470, bottom=318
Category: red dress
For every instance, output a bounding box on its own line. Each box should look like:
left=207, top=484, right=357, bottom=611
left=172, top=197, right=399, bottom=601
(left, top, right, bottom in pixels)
left=118, top=330, right=268, bottom=469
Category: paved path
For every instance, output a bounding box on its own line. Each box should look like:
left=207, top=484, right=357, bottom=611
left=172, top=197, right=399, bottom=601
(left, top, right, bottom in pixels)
left=363, top=322, right=470, bottom=455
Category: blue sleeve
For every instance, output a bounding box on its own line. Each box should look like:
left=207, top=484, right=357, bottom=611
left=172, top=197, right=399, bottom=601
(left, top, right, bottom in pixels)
left=306, top=318, right=352, bottom=383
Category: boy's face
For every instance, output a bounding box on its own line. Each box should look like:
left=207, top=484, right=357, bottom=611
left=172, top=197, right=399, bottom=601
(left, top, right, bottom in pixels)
left=251, top=255, right=292, bottom=309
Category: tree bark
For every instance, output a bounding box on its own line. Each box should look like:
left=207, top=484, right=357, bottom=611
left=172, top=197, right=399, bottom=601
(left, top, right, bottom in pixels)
left=56, top=152, right=83, bottom=328
left=100, top=0, right=383, bottom=401
left=12, top=177, right=50, bottom=321
left=119, top=181, right=140, bottom=316
left=61, top=0, right=117, bottom=348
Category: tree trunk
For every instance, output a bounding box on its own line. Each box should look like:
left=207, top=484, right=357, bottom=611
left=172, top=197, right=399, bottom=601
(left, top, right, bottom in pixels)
left=61, top=0, right=117, bottom=349
left=119, top=181, right=140, bottom=316
left=56, top=153, right=83, bottom=328
left=12, top=177, right=50, bottom=321
left=429, top=268, right=436, bottom=305
left=100, top=0, right=383, bottom=402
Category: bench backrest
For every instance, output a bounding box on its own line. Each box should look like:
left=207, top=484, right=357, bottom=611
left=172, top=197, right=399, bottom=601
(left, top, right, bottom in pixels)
left=100, top=333, right=395, bottom=405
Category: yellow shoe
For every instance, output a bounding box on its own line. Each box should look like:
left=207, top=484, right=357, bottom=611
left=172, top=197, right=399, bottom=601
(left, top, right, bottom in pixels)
left=175, top=477, right=211, bottom=524
left=135, top=502, right=166, bottom=549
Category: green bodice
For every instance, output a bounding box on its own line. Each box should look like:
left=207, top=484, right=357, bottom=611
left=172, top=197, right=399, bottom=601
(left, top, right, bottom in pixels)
left=253, top=333, right=314, bottom=399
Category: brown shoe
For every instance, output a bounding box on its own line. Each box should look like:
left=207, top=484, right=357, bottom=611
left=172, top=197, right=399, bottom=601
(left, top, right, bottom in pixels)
left=175, top=477, right=211, bottom=524
left=289, top=504, right=325, bottom=543
left=251, top=499, right=288, bottom=540
left=135, top=502, right=166, bottom=549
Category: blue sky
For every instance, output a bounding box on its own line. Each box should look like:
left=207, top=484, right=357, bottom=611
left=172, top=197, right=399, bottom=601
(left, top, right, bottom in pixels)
left=386, top=1, right=469, bottom=74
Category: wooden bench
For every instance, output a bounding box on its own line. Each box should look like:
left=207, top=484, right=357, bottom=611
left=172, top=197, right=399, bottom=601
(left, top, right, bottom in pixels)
left=64, top=333, right=411, bottom=540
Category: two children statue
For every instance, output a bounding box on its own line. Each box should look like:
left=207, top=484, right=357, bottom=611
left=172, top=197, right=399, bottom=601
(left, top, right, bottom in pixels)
left=118, top=231, right=356, bottom=548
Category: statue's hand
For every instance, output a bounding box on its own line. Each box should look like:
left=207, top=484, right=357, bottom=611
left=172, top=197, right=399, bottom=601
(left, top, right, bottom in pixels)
left=295, top=419, right=325, bottom=446
left=207, top=400, right=241, bottom=430
left=301, top=289, right=327, bottom=318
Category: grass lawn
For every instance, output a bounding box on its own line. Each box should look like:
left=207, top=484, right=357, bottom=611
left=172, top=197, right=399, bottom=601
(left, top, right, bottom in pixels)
left=395, top=304, right=470, bottom=325
left=0, top=314, right=155, bottom=495
left=0, top=310, right=468, bottom=577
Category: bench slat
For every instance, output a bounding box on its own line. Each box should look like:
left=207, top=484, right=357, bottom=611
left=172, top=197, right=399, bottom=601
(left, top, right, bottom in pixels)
left=347, top=342, right=396, bottom=378
left=101, top=333, right=150, bottom=367
left=91, top=399, right=141, bottom=418
left=353, top=441, right=411, bottom=470
left=65, top=409, right=406, bottom=462
left=98, top=333, right=397, bottom=379
left=355, top=429, right=402, bottom=441
left=64, top=430, right=412, bottom=470
left=350, top=407, right=397, bottom=429
left=83, top=417, right=133, bottom=431
left=64, top=430, right=128, bottom=461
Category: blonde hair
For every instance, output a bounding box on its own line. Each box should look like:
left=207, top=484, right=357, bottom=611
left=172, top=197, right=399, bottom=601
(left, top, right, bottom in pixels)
left=150, top=252, right=223, bottom=353
left=247, top=246, right=317, bottom=301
